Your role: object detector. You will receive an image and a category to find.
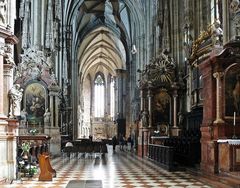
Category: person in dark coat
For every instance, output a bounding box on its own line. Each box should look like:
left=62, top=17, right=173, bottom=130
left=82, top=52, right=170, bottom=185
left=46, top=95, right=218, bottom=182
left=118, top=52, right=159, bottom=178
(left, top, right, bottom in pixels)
left=112, top=135, right=117, bottom=153
left=119, top=134, right=124, bottom=151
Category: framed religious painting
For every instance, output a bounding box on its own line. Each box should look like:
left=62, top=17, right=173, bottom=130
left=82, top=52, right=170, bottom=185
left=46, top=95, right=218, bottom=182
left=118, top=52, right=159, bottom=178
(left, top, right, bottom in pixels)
left=153, top=89, right=171, bottom=125
left=225, top=63, right=240, bottom=117
left=24, top=82, right=47, bottom=126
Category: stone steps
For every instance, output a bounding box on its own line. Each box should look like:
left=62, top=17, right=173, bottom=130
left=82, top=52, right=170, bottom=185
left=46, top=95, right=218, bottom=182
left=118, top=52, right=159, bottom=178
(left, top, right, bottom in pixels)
left=186, top=167, right=240, bottom=188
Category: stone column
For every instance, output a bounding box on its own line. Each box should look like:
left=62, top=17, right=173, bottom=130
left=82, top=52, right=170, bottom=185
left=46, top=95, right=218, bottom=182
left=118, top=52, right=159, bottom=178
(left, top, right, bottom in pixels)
left=171, top=82, right=181, bottom=136
left=116, top=69, right=124, bottom=118
left=55, top=95, right=59, bottom=128
left=49, top=92, right=54, bottom=127
left=45, top=83, right=61, bottom=156
left=0, top=41, right=9, bottom=180
left=213, top=72, right=224, bottom=124
left=140, top=89, right=144, bottom=111
left=222, top=0, right=229, bottom=44
left=147, top=89, right=152, bottom=128
left=33, top=0, right=41, bottom=49
left=0, top=0, right=18, bottom=180
left=173, top=92, right=177, bottom=128
left=3, top=64, right=13, bottom=116
left=0, top=41, right=6, bottom=120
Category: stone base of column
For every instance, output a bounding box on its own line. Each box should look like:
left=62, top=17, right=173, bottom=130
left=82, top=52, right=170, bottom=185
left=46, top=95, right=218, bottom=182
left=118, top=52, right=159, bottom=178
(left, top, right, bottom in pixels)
left=171, top=127, right=181, bottom=137
left=137, top=127, right=153, bottom=158
left=0, top=118, right=8, bottom=134
left=44, top=127, right=61, bottom=157
left=200, top=140, right=218, bottom=174
left=213, top=118, right=225, bottom=124
left=0, top=119, right=18, bottom=181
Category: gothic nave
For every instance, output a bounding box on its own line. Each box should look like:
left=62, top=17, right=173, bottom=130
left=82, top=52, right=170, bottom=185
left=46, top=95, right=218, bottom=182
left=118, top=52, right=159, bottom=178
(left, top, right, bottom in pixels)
left=1, top=0, right=240, bottom=187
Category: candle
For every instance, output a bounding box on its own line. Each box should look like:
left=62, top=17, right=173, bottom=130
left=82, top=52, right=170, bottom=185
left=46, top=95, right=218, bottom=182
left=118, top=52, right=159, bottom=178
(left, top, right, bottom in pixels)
left=234, top=112, right=236, bottom=126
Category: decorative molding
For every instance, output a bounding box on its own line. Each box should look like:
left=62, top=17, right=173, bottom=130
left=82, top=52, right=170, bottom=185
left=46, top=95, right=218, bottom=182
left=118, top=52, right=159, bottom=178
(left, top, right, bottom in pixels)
left=14, top=48, right=58, bottom=89
left=138, top=49, right=176, bottom=89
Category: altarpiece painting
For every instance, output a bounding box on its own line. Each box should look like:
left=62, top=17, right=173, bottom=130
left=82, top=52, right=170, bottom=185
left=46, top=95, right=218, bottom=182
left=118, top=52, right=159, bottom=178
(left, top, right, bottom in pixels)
left=24, top=83, right=46, bottom=126
left=225, top=64, right=240, bottom=116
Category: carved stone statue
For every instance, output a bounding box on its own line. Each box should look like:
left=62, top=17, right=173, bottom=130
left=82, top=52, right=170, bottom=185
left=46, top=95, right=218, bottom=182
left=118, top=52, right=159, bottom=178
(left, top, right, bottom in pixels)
left=178, top=112, right=184, bottom=127
left=9, top=84, right=23, bottom=118
left=44, top=108, right=51, bottom=126
left=229, top=0, right=240, bottom=36
left=20, top=108, right=28, bottom=126
left=0, top=0, right=6, bottom=26
left=4, top=44, right=15, bottom=66
left=141, top=110, right=149, bottom=127
left=212, top=20, right=223, bottom=45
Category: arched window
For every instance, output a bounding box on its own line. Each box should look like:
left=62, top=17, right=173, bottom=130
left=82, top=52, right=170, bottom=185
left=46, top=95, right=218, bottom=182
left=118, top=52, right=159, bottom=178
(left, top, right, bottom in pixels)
left=110, top=76, right=115, bottom=118
left=94, top=74, right=105, bottom=117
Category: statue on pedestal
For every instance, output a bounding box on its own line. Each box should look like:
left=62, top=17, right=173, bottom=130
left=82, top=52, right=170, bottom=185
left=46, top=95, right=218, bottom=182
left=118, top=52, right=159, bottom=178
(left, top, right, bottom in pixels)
left=212, top=20, right=223, bottom=45
left=141, top=110, right=149, bottom=127
left=44, top=108, right=51, bottom=126
left=0, top=0, right=6, bottom=26
left=9, top=84, right=23, bottom=118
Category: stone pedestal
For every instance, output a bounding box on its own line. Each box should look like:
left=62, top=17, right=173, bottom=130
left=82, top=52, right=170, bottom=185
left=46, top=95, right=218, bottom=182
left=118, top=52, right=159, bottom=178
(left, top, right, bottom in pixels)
left=44, top=127, right=61, bottom=156
left=171, top=127, right=181, bottom=137
left=137, top=127, right=153, bottom=158
left=0, top=119, right=19, bottom=180
left=0, top=28, right=18, bottom=181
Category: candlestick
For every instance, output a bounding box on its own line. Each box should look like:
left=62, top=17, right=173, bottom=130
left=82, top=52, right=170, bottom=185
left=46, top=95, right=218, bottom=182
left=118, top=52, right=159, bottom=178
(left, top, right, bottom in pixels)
left=234, top=112, right=236, bottom=126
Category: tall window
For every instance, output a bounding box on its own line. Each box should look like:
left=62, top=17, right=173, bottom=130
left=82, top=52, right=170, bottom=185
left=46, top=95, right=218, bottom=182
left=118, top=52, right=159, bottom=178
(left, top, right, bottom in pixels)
left=94, top=74, right=105, bottom=117
left=110, top=76, right=115, bottom=118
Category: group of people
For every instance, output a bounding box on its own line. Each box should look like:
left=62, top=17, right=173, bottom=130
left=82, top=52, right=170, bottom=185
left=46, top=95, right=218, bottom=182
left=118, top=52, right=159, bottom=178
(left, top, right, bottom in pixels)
left=112, top=134, right=134, bottom=152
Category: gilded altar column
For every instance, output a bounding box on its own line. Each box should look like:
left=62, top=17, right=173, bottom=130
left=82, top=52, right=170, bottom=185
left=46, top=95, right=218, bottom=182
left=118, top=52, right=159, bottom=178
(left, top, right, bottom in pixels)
left=147, top=89, right=152, bottom=128
left=213, top=72, right=224, bottom=124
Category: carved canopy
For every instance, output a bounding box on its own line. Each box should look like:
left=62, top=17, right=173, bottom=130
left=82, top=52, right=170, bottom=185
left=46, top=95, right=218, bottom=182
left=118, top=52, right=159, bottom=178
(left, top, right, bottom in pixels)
left=138, top=49, right=176, bottom=89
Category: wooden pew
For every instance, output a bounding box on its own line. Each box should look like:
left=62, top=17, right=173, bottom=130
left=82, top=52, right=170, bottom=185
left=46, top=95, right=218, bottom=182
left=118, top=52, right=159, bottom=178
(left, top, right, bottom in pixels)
left=38, top=154, right=52, bottom=181
left=42, top=152, right=56, bottom=177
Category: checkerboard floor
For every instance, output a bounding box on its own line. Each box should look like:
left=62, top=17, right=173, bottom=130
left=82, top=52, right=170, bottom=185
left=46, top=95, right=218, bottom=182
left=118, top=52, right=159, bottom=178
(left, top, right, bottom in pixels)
left=3, top=150, right=213, bottom=188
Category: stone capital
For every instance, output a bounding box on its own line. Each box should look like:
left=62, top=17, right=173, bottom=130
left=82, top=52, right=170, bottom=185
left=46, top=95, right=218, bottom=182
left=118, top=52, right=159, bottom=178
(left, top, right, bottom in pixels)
left=213, top=72, right=224, bottom=79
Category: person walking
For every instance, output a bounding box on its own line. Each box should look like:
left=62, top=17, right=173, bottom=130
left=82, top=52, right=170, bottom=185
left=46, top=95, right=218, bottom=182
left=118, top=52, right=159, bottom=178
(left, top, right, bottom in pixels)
left=127, top=135, right=132, bottom=152
left=119, top=134, right=124, bottom=151
left=112, top=135, right=117, bottom=153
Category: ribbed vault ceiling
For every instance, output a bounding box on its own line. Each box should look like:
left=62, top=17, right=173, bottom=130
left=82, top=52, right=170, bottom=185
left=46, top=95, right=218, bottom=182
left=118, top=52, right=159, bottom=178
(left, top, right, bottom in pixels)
left=76, top=0, right=129, bottom=82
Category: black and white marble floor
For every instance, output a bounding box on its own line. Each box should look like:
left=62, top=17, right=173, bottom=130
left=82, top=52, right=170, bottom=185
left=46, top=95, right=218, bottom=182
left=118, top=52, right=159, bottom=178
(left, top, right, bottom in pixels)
left=2, top=149, right=215, bottom=188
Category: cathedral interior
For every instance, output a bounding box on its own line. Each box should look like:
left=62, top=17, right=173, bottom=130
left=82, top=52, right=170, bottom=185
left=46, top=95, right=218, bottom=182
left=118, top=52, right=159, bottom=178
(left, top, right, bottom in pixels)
left=1, top=0, right=240, bottom=187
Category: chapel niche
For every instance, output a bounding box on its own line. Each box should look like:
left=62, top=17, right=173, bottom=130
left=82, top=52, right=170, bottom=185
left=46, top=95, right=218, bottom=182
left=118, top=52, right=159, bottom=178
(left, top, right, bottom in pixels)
left=138, top=49, right=183, bottom=136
